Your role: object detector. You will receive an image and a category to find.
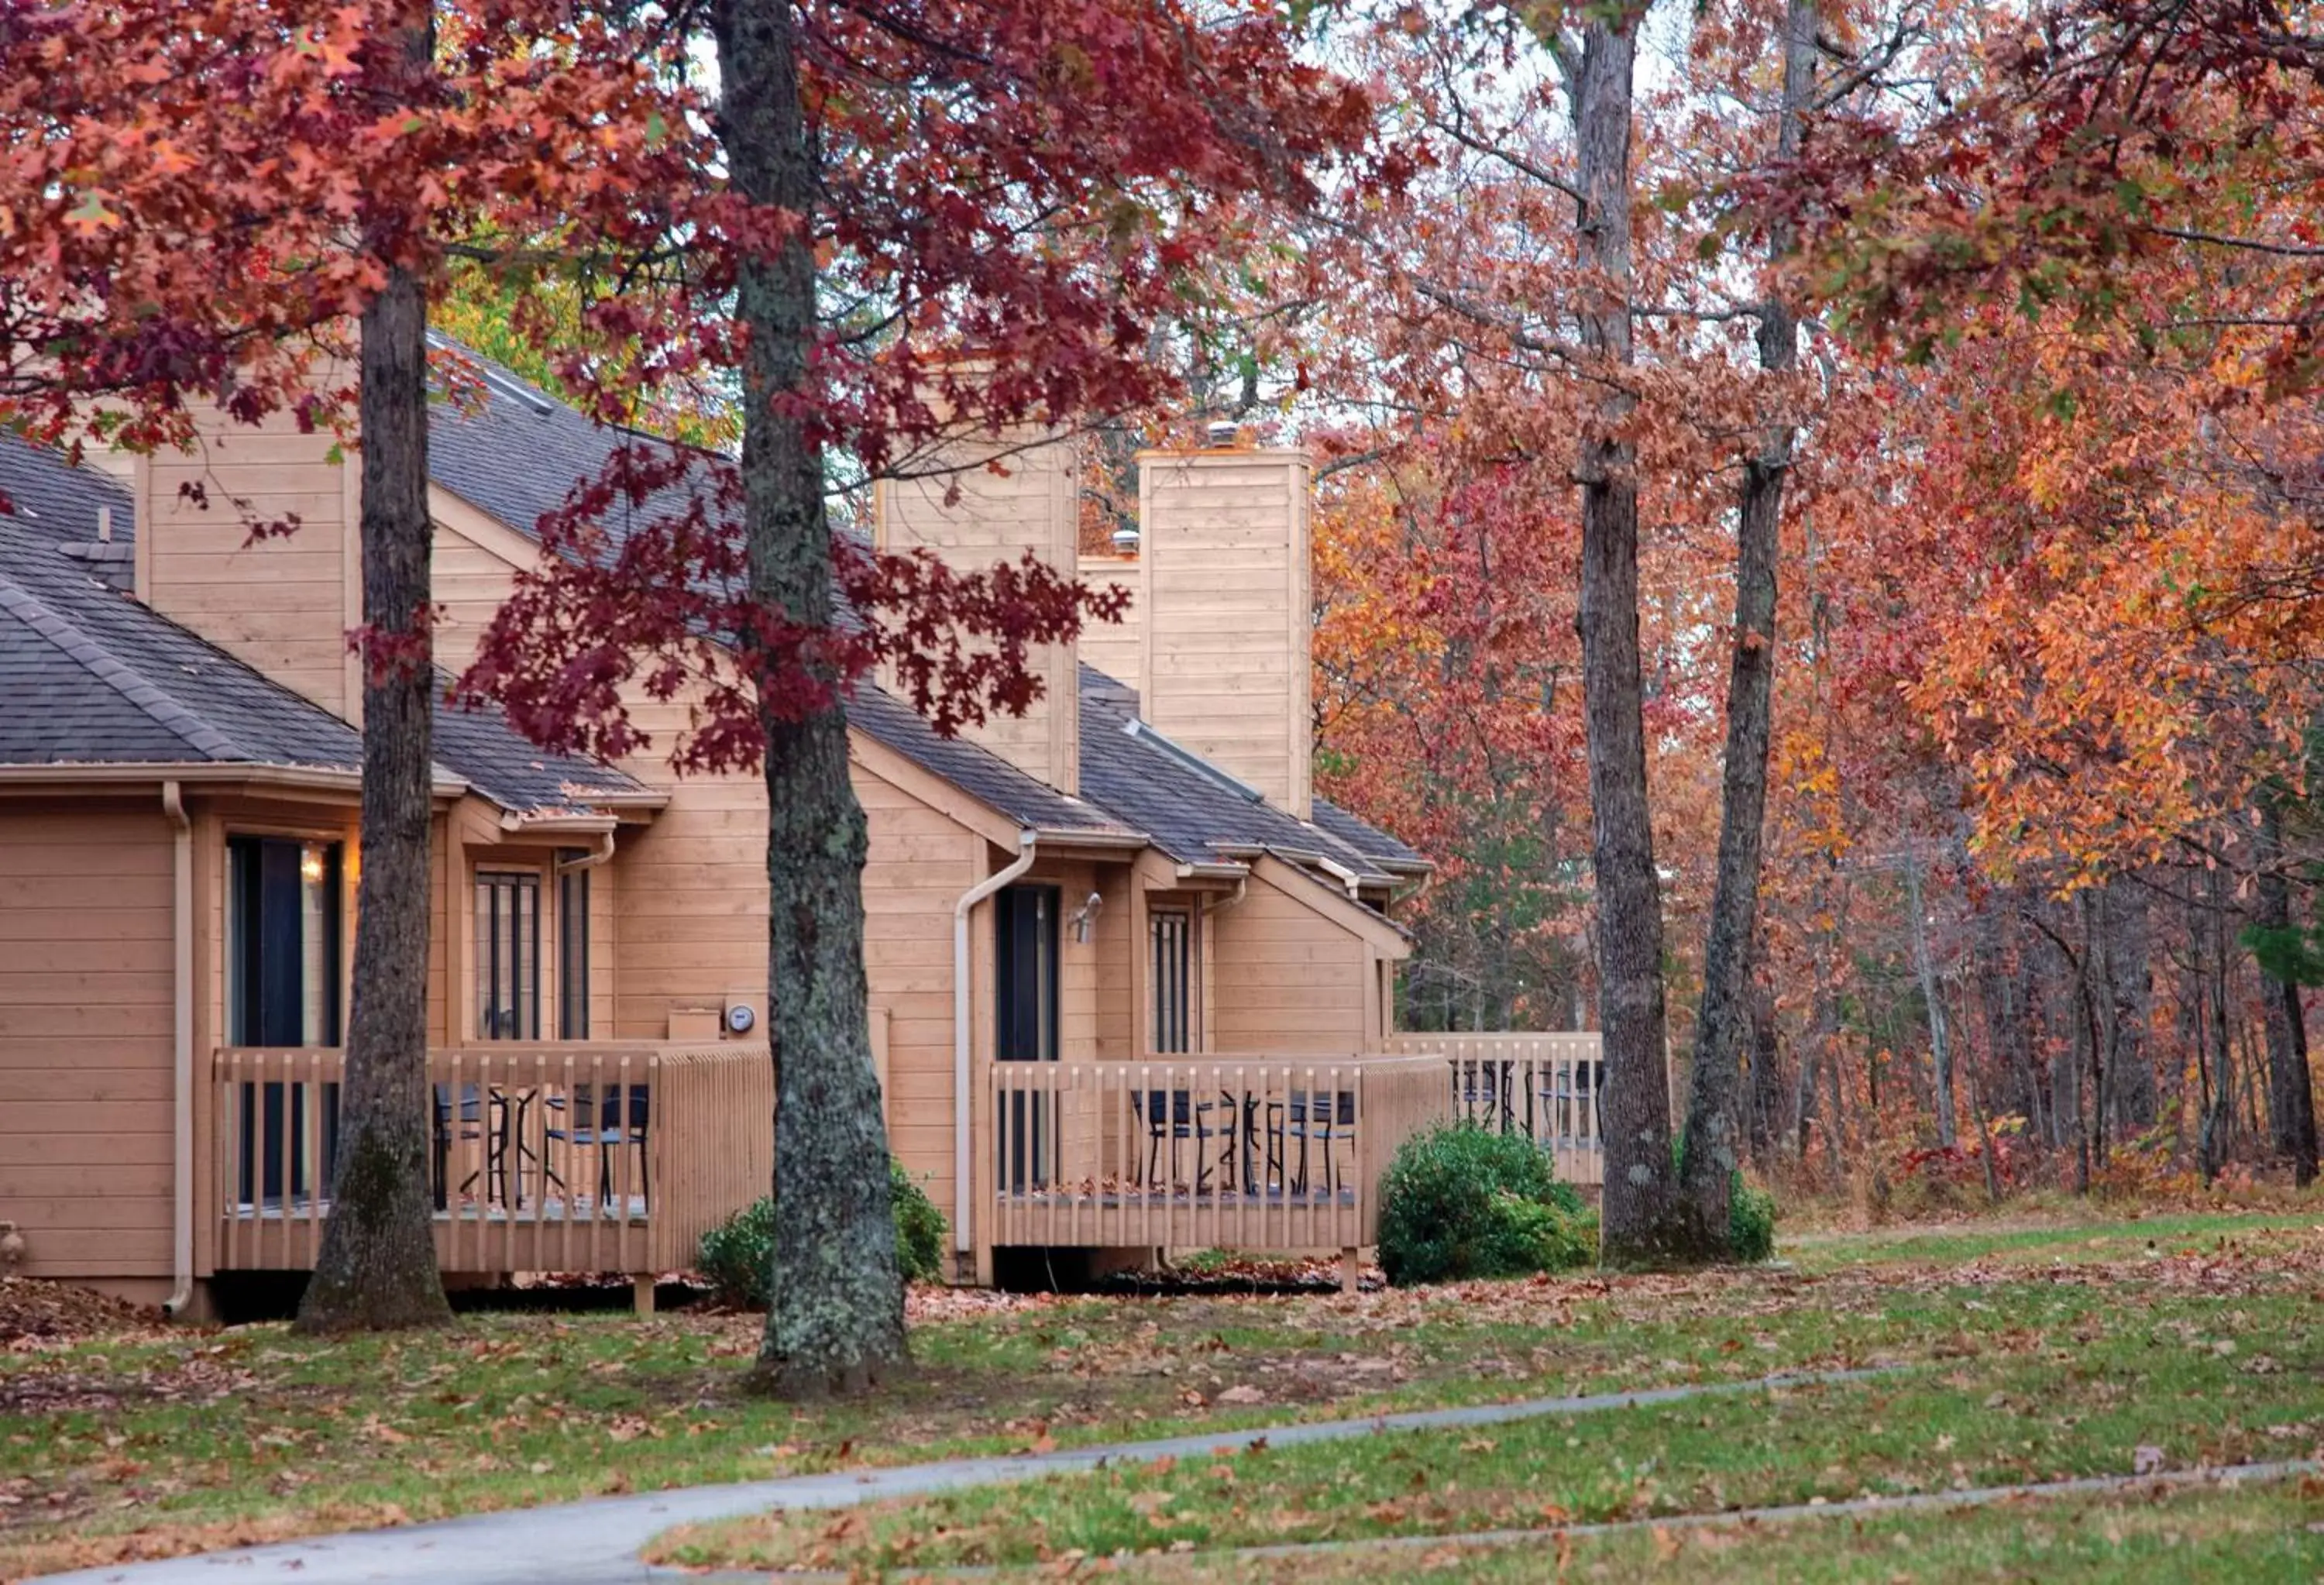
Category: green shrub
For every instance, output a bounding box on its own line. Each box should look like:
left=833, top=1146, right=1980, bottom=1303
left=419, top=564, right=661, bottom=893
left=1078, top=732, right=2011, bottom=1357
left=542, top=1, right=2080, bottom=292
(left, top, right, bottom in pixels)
left=697, top=1160, right=947, bottom=1308
left=1377, top=1123, right=1595, bottom=1285
left=1671, top=1133, right=1779, bottom=1264
left=890, top=1160, right=947, bottom=1283
left=1728, top=1172, right=1777, bottom=1264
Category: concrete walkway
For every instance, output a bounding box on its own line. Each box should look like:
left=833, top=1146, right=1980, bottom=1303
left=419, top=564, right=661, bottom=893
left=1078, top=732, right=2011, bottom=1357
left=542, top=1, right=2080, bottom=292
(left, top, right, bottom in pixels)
left=32, top=1368, right=1884, bottom=1585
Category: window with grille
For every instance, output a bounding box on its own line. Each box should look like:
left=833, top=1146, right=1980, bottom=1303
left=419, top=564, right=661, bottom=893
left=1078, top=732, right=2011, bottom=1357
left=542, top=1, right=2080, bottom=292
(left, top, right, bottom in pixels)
left=1151, top=908, right=1192, bottom=1054
left=475, top=871, right=541, bottom=1040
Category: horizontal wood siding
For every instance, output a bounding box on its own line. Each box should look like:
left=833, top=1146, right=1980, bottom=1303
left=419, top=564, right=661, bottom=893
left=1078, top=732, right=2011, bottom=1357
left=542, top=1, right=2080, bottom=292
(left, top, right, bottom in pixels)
left=0, top=804, right=175, bottom=1278
left=137, top=397, right=356, bottom=720
left=1136, top=450, right=1312, bottom=818
left=1209, top=866, right=1367, bottom=1054
left=428, top=517, right=517, bottom=676
left=861, top=768, right=985, bottom=1229
left=875, top=437, right=1079, bottom=792
left=1080, top=554, right=1143, bottom=695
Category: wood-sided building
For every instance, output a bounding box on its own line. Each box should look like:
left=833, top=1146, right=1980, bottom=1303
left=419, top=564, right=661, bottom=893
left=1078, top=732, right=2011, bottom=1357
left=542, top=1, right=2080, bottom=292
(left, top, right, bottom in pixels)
left=0, top=351, right=1601, bottom=1314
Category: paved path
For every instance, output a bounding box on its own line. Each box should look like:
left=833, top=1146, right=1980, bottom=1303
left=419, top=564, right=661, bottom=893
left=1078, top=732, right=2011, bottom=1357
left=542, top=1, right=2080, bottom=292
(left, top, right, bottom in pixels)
left=32, top=1368, right=1885, bottom=1585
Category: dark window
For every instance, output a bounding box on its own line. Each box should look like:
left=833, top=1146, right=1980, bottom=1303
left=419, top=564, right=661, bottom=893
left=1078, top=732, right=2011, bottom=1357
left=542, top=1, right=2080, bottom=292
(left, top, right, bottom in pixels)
left=225, top=837, right=341, bottom=1047
left=225, top=836, right=341, bottom=1206
left=995, top=885, right=1058, bottom=1062
left=994, top=884, right=1059, bottom=1193
left=476, top=871, right=541, bottom=1040
left=1151, top=908, right=1192, bottom=1054
left=558, top=859, right=590, bottom=1040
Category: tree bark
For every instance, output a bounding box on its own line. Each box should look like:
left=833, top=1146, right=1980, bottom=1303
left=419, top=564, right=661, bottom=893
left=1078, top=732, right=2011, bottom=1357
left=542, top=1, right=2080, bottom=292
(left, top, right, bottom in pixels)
left=1904, top=847, right=1957, bottom=1147
left=1678, top=0, right=1813, bottom=1256
left=1747, top=939, right=1785, bottom=1174
left=296, top=2, right=452, bottom=1333
left=2102, top=874, right=2157, bottom=1132
left=1567, top=5, right=1683, bottom=1264
left=297, top=261, right=452, bottom=1332
left=713, top=0, right=906, bottom=1397
left=2256, top=798, right=2320, bottom=1184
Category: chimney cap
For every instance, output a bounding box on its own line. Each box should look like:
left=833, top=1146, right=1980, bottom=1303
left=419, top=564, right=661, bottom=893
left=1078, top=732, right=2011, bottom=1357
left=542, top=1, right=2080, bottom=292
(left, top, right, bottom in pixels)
left=1204, top=420, right=1242, bottom=447
left=1109, top=524, right=1141, bottom=555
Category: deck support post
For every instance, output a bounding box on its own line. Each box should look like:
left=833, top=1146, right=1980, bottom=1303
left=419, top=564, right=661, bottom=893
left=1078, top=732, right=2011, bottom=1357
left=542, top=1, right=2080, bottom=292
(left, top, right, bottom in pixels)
left=632, top=1275, right=656, bottom=1315
left=1339, top=1246, right=1360, bottom=1294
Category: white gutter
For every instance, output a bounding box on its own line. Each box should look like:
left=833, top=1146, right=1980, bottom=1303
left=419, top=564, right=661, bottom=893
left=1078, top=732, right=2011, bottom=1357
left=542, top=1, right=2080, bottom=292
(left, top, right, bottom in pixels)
left=1199, top=875, right=1248, bottom=918
left=161, top=782, right=194, bottom=1318
left=951, top=830, right=1038, bottom=1256
left=553, top=830, right=617, bottom=872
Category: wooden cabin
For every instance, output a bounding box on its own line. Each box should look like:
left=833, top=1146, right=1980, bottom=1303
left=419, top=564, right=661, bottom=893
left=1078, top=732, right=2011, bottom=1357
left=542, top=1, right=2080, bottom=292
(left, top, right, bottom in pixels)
left=0, top=352, right=1602, bottom=1315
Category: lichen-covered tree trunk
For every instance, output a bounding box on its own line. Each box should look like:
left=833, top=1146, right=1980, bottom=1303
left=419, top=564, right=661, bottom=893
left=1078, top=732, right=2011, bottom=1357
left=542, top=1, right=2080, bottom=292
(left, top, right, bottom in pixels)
left=2257, top=798, right=2320, bottom=1185
left=1569, top=7, right=1683, bottom=1265
left=713, top=0, right=906, bottom=1397
left=296, top=260, right=452, bottom=1333
left=1677, top=0, right=1813, bottom=1254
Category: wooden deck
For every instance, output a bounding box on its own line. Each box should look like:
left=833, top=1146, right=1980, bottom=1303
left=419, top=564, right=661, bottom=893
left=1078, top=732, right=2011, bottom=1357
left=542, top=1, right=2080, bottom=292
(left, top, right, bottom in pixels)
left=984, top=1042, right=1600, bottom=1262
left=1380, top=1032, right=1605, bottom=1186
left=201, top=1033, right=1604, bottom=1288
left=204, top=1043, right=770, bottom=1277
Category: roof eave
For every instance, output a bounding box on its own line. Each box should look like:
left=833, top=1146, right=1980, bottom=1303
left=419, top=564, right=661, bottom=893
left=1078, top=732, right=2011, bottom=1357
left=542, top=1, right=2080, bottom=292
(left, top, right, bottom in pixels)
left=0, top=761, right=471, bottom=799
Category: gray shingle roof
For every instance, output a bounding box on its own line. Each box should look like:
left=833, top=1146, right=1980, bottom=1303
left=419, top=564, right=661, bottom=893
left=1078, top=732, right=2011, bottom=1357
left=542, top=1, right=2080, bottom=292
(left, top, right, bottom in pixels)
left=0, top=433, right=131, bottom=545
left=1074, top=663, right=1404, bottom=888
left=431, top=682, right=653, bottom=817
left=1312, top=796, right=1431, bottom=873
left=423, top=346, right=1422, bottom=868
left=0, top=516, right=366, bottom=772
left=0, top=442, right=648, bottom=815
left=425, top=341, right=719, bottom=558
left=849, top=685, right=1134, bottom=837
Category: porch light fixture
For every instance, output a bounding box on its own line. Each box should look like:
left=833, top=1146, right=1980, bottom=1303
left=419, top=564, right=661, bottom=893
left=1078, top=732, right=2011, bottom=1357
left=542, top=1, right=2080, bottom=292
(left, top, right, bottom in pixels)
left=1069, top=890, right=1103, bottom=945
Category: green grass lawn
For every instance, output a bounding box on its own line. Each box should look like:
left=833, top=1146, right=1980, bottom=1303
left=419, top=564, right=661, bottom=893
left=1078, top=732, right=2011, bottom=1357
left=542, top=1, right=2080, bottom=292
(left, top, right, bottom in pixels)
left=1000, top=1479, right=2324, bottom=1583
left=5, top=1206, right=2319, bottom=1579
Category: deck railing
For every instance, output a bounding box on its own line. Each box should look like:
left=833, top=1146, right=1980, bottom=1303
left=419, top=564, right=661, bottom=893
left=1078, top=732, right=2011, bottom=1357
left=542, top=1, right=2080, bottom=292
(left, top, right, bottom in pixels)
left=208, top=1043, right=770, bottom=1275
left=985, top=1056, right=1449, bottom=1253
left=1380, top=1032, right=1605, bottom=1186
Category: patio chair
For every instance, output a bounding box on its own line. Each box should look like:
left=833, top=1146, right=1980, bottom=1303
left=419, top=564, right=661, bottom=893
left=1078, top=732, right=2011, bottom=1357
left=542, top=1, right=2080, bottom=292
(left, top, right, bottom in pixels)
left=545, top=1085, right=651, bottom=1208
left=1131, top=1088, right=1226, bottom=1191
left=431, top=1083, right=506, bottom=1209
left=1284, top=1089, right=1356, bottom=1198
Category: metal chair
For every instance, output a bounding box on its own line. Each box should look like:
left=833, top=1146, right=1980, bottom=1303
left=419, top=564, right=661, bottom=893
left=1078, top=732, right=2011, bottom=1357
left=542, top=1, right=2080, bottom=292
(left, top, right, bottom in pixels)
left=1284, top=1089, right=1356, bottom=1198
left=431, top=1083, right=507, bottom=1209
left=1131, top=1088, right=1226, bottom=1191
left=546, top=1085, right=650, bottom=1208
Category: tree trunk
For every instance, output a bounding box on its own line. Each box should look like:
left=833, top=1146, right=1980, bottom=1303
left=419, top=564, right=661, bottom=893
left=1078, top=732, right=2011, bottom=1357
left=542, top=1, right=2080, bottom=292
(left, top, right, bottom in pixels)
left=2257, top=798, right=2320, bottom=1184
left=1975, top=897, right=2037, bottom=1140
left=1569, top=5, right=1682, bottom=1264
left=1904, top=848, right=1957, bottom=1147
left=1678, top=0, right=1811, bottom=1256
left=296, top=260, right=452, bottom=1332
left=1747, top=941, right=1785, bottom=1174
left=2102, top=874, right=2157, bottom=1131
left=2202, top=864, right=2235, bottom=1181
left=713, top=0, right=906, bottom=1397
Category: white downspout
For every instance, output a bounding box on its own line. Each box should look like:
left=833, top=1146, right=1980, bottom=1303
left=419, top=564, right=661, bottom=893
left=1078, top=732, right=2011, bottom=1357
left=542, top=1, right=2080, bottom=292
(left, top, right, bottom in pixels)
left=553, top=830, right=617, bottom=873
left=952, top=831, right=1038, bottom=1257
left=161, top=782, right=194, bottom=1318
